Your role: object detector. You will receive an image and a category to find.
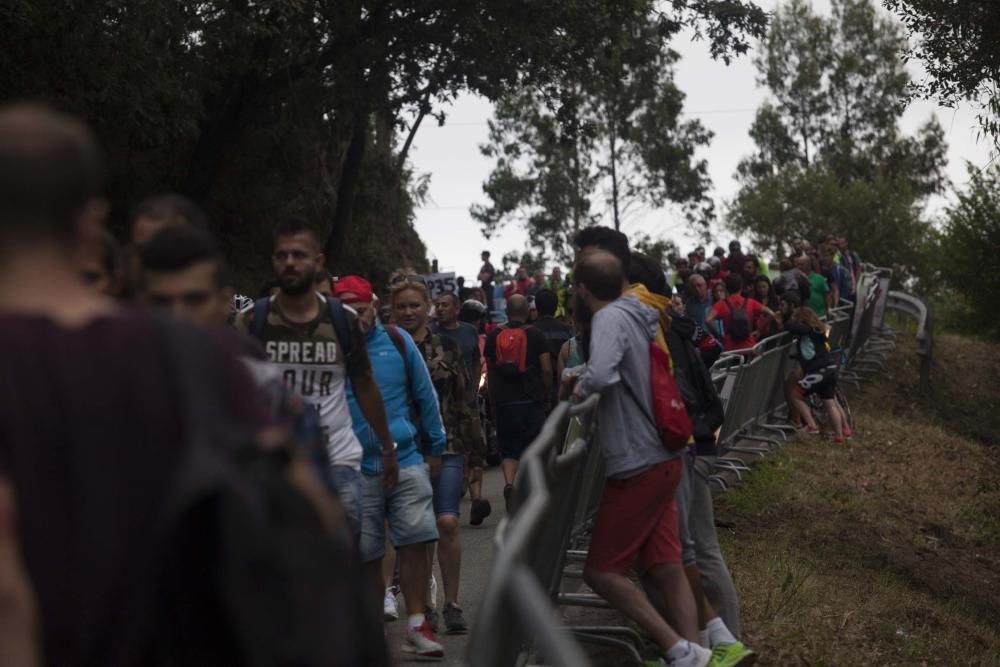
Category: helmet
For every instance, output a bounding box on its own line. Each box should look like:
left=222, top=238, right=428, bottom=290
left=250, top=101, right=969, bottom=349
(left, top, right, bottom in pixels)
left=458, top=299, right=488, bottom=324
left=707, top=256, right=721, bottom=271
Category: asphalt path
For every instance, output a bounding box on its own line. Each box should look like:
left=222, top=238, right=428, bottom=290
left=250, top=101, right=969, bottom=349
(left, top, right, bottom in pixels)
left=387, top=466, right=507, bottom=666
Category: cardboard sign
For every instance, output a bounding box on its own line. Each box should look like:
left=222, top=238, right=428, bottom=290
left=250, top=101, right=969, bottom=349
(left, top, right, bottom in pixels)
left=420, top=272, right=458, bottom=299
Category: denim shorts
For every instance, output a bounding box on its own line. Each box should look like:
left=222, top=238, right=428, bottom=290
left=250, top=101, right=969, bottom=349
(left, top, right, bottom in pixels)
left=432, top=454, right=465, bottom=518
left=329, top=464, right=362, bottom=543
left=359, top=463, right=438, bottom=563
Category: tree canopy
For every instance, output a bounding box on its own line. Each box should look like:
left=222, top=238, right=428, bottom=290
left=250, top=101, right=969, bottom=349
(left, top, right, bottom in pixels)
left=0, top=0, right=769, bottom=287
left=728, top=0, right=948, bottom=281
left=883, top=0, right=1000, bottom=148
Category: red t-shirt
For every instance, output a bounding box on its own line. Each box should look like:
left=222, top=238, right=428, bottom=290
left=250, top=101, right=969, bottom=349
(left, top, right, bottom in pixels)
left=710, top=295, right=765, bottom=351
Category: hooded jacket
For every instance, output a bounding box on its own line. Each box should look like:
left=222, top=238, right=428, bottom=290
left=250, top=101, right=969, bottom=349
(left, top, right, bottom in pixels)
left=346, top=322, right=446, bottom=475
left=575, top=294, right=676, bottom=478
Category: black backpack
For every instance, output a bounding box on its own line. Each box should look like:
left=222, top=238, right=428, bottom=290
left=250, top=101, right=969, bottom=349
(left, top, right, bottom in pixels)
left=727, top=297, right=752, bottom=341
left=157, top=321, right=386, bottom=667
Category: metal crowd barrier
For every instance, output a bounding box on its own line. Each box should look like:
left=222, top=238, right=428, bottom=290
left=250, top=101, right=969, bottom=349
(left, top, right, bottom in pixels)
left=471, top=264, right=922, bottom=666
left=885, top=291, right=934, bottom=390
left=468, top=397, right=601, bottom=667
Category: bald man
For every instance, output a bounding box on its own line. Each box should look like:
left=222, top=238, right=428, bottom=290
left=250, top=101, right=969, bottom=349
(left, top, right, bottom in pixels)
left=483, top=293, right=552, bottom=512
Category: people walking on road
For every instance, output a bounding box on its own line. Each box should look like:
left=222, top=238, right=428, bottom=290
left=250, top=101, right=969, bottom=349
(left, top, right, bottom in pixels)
left=433, top=292, right=492, bottom=526
left=336, top=276, right=448, bottom=660
left=237, top=221, right=397, bottom=543
left=393, top=279, right=486, bottom=635
left=0, top=104, right=386, bottom=667
left=569, top=250, right=711, bottom=667
left=484, top=294, right=552, bottom=512
left=531, top=288, right=574, bottom=406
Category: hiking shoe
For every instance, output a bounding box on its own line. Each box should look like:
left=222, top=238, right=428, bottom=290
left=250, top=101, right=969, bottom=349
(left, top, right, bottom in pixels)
left=401, top=621, right=444, bottom=660
left=503, top=483, right=514, bottom=514
left=383, top=587, right=399, bottom=622
left=442, top=602, right=468, bottom=634
left=711, top=642, right=757, bottom=667
left=425, top=605, right=440, bottom=633
left=470, top=497, right=492, bottom=526
left=842, top=425, right=853, bottom=439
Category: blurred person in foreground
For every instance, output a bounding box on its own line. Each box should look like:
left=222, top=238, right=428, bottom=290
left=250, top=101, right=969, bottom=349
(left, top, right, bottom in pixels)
left=0, top=104, right=384, bottom=666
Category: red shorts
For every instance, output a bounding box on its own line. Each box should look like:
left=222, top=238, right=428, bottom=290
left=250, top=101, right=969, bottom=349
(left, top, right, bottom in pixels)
left=585, top=459, right=683, bottom=574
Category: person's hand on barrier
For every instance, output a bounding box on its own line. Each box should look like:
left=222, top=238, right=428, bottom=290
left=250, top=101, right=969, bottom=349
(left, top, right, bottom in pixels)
left=560, top=365, right=583, bottom=401
left=381, top=450, right=400, bottom=490
left=426, top=456, right=442, bottom=480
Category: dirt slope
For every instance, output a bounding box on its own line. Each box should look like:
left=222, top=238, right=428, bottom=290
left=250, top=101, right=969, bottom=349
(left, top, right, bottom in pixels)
left=718, top=332, right=1000, bottom=666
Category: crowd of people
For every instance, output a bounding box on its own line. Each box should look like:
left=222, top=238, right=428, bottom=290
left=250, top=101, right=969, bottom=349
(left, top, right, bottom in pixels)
left=0, top=102, right=863, bottom=667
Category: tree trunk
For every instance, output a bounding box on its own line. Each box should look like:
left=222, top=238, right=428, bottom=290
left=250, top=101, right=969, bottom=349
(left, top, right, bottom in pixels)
left=609, top=129, right=621, bottom=232
left=324, top=112, right=368, bottom=266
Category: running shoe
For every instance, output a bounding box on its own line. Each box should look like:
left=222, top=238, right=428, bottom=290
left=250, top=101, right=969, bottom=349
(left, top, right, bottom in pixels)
left=842, top=425, right=853, bottom=439
left=803, top=425, right=820, bottom=435
left=442, top=602, right=468, bottom=634
left=711, top=642, right=757, bottom=667
left=401, top=621, right=444, bottom=660
left=663, top=643, right=713, bottom=667
left=470, top=497, right=492, bottom=526
left=383, top=587, right=399, bottom=622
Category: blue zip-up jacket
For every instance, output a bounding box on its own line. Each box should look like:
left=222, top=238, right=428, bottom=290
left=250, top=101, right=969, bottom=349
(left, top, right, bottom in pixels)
left=347, top=322, right=446, bottom=475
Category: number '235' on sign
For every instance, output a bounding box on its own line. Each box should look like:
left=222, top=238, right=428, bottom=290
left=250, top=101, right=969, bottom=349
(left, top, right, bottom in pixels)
left=420, top=272, right=457, bottom=299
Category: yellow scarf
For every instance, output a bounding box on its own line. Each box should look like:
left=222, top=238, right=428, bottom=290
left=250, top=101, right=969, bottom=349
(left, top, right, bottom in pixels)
left=625, top=283, right=672, bottom=366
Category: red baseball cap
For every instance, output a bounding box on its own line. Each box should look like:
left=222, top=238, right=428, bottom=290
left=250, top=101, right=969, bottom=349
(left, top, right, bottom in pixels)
left=332, top=275, right=374, bottom=304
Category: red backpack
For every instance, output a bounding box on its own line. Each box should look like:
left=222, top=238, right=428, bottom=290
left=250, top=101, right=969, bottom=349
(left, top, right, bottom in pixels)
left=494, top=325, right=529, bottom=377
left=624, top=342, right=693, bottom=452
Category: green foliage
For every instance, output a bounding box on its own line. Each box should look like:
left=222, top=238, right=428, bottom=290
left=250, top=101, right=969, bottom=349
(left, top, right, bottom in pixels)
left=935, top=163, right=1000, bottom=340
left=471, top=3, right=764, bottom=264
left=632, top=234, right=681, bottom=268
left=883, top=0, right=1000, bottom=149
left=728, top=0, right=948, bottom=282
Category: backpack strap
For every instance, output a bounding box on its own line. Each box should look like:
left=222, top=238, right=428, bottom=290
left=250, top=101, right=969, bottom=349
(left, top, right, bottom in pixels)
left=324, top=295, right=353, bottom=359
left=250, top=297, right=270, bottom=341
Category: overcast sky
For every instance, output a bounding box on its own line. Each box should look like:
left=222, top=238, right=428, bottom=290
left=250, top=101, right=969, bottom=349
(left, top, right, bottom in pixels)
left=408, top=0, right=994, bottom=280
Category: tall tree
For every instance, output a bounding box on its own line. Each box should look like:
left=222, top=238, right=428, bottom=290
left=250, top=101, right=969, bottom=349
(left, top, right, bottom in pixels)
left=934, top=162, right=1000, bottom=340
left=471, top=5, right=759, bottom=264
left=728, top=0, right=948, bottom=280
left=0, top=0, right=767, bottom=285
left=883, top=0, right=1000, bottom=149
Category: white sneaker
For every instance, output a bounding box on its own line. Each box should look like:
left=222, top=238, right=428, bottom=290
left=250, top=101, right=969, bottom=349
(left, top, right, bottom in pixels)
left=383, top=587, right=399, bottom=622
left=428, top=574, right=438, bottom=608
left=670, top=643, right=713, bottom=667
left=401, top=621, right=444, bottom=660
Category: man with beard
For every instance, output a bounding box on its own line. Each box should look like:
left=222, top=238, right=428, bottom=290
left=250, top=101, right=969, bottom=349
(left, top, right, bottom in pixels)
left=237, top=218, right=398, bottom=541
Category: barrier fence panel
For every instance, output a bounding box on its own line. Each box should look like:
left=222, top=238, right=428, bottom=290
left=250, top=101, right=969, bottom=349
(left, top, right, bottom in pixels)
left=470, top=265, right=935, bottom=667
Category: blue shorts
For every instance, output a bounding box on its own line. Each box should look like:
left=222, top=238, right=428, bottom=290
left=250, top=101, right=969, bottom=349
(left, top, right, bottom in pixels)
left=495, top=401, right=547, bottom=461
left=329, top=464, right=362, bottom=543
left=360, top=463, right=438, bottom=563
left=432, top=454, right=465, bottom=517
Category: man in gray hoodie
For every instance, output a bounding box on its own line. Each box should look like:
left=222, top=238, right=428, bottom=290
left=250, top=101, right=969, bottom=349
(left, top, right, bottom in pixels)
left=571, top=251, right=711, bottom=667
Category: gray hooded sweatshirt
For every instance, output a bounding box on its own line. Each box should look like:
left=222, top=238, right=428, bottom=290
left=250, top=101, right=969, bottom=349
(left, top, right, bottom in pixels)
left=575, top=294, right=676, bottom=479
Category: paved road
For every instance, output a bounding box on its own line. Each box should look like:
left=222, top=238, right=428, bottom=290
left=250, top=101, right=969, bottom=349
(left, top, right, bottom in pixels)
left=387, top=466, right=507, bottom=666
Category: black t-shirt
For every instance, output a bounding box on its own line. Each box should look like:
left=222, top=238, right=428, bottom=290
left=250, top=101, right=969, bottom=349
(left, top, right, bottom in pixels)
left=532, top=316, right=573, bottom=357
left=433, top=321, right=482, bottom=386
left=484, top=322, right=549, bottom=406
left=479, top=261, right=495, bottom=288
